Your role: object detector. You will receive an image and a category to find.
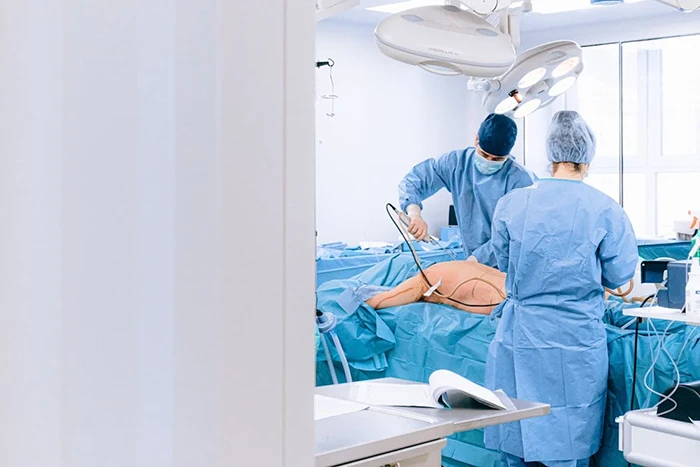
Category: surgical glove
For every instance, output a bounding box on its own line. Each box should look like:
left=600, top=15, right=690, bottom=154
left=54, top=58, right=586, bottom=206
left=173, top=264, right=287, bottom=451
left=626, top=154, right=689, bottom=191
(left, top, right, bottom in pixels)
left=406, top=204, right=429, bottom=241
left=467, top=256, right=478, bottom=262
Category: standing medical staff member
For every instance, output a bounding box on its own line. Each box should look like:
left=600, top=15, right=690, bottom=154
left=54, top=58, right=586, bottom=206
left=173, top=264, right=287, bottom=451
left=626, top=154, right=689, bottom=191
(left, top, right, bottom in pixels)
left=399, top=114, right=535, bottom=268
left=484, top=111, right=638, bottom=467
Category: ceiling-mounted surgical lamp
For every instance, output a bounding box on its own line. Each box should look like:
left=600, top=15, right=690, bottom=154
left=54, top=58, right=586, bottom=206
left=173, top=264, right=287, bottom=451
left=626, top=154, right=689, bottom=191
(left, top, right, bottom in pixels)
left=474, top=40, right=584, bottom=118
left=374, top=4, right=517, bottom=77
left=374, top=2, right=583, bottom=118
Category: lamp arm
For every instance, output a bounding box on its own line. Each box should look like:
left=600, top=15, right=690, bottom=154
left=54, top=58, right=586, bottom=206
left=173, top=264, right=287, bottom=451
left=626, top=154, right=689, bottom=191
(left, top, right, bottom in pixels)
left=467, top=78, right=502, bottom=92
left=455, top=0, right=513, bottom=15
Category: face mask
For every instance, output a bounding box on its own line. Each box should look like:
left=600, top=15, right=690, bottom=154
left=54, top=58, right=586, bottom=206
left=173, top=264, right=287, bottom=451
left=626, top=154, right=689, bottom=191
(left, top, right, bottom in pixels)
left=475, top=153, right=506, bottom=175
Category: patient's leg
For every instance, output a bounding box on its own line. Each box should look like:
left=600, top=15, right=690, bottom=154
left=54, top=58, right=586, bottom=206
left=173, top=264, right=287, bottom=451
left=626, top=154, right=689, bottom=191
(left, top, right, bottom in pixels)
left=365, top=274, right=428, bottom=309
left=422, top=261, right=505, bottom=315
left=365, top=261, right=506, bottom=315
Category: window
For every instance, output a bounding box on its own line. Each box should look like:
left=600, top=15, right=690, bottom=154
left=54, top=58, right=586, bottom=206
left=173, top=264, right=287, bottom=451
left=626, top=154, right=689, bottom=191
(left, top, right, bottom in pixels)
left=621, top=174, right=647, bottom=236
left=525, top=35, right=700, bottom=239
left=565, top=44, right=621, bottom=172
left=623, top=36, right=700, bottom=238
left=661, top=36, right=700, bottom=158
left=622, top=45, right=640, bottom=160
left=585, top=174, right=619, bottom=203
left=523, top=44, right=621, bottom=199
left=657, top=173, right=700, bottom=235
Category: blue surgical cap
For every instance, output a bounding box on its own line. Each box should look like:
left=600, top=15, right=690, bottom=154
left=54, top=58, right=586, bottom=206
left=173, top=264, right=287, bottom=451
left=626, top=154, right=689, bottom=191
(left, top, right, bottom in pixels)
left=478, top=114, right=518, bottom=157
left=546, top=110, right=597, bottom=164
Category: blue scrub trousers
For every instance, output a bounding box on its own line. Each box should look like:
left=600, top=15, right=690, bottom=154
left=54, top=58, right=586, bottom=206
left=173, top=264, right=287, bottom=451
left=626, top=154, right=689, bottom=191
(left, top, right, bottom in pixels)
left=500, top=452, right=590, bottom=467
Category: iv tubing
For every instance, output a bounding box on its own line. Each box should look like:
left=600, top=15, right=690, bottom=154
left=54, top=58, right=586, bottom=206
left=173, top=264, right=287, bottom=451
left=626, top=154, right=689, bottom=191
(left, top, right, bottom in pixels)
left=331, top=331, right=352, bottom=383
left=320, top=333, right=338, bottom=385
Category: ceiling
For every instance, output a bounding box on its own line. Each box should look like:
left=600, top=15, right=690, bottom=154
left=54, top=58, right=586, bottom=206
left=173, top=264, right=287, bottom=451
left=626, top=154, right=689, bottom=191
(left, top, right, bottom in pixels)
left=332, top=0, right=681, bottom=32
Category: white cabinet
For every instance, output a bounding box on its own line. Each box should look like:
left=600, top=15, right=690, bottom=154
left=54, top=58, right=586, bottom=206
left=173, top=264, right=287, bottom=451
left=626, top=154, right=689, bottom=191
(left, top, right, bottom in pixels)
left=338, top=439, right=446, bottom=467
left=618, top=409, right=700, bottom=466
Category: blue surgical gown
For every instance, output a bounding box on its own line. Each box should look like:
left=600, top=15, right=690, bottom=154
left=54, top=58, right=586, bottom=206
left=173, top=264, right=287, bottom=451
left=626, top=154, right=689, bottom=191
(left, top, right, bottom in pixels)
left=484, top=179, right=638, bottom=463
left=399, top=148, right=535, bottom=269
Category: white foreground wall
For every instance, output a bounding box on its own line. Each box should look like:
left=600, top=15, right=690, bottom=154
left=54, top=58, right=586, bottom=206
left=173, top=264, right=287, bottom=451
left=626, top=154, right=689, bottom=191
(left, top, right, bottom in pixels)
left=0, top=2, right=315, bottom=466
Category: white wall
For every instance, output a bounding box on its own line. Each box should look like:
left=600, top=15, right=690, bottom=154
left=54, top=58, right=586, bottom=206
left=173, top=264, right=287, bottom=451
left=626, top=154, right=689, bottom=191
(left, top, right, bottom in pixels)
left=0, top=2, right=314, bottom=467
left=315, top=19, right=469, bottom=245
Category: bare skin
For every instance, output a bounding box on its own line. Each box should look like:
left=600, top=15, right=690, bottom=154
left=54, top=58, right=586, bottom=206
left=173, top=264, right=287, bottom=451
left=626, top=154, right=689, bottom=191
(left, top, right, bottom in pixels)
left=365, top=261, right=506, bottom=315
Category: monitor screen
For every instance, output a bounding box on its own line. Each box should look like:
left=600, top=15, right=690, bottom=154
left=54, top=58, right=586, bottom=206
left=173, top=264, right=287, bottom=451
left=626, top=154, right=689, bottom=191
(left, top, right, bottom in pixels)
left=449, top=205, right=458, bottom=226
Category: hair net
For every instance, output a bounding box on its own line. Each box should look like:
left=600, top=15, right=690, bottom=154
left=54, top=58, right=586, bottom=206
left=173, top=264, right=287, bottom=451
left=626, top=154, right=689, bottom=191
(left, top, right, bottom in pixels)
left=546, top=110, right=597, bottom=164
left=478, top=114, right=518, bottom=157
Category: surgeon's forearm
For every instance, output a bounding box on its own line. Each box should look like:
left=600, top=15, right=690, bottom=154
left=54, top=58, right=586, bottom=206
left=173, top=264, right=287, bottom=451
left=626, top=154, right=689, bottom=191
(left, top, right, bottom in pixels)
left=398, top=159, right=449, bottom=212
left=398, top=176, right=425, bottom=212
left=399, top=183, right=424, bottom=212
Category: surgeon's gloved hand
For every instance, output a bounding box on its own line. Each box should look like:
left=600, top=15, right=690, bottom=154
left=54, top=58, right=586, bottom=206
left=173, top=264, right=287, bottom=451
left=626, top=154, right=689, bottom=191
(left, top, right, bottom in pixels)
left=467, top=256, right=478, bottom=262
left=406, top=205, right=429, bottom=241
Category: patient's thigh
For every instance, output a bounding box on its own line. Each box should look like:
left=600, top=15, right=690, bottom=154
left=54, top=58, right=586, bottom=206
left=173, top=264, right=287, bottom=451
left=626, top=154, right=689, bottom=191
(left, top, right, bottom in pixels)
left=422, top=261, right=505, bottom=314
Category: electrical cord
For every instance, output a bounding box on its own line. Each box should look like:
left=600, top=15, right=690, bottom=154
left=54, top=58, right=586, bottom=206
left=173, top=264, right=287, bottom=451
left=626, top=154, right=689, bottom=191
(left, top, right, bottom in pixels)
left=630, top=293, right=657, bottom=413
left=644, top=319, right=680, bottom=417
left=386, top=203, right=502, bottom=309
left=628, top=291, right=662, bottom=467
left=643, top=313, right=666, bottom=408
left=677, top=326, right=698, bottom=363
left=652, top=254, right=698, bottom=415
left=608, top=280, right=635, bottom=301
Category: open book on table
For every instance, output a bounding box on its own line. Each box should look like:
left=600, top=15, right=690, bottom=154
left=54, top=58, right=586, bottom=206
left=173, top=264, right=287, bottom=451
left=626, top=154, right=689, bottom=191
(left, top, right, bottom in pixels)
left=348, top=370, right=508, bottom=410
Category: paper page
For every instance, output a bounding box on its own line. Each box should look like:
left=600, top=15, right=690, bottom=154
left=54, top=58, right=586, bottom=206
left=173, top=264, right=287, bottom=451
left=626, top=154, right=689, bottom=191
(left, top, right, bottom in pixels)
left=347, top=382, right=443, bottom=408
left=494, top=390, right=516, bottom=411
left=314, top=394, right=368, bottom=421
left=429, top=369, right=507, bottom=410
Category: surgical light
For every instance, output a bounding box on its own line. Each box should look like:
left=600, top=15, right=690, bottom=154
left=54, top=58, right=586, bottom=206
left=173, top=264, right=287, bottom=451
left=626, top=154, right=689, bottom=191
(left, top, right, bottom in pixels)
left=481, top=40, right=584, bottom=119
left=374, top=5, right=517, bottom=78
left=374, top=2, right=586, bottom=118
left=495, top=95, right=519, bottom=114
left=518, top=67, right=547, bottom=89
left=552, top=57, right=581, bottom=78
left=513, top=99, right=541, bottom=118
left=465, top=0, right=500, bottom=14
left=549, top=76, right=577, bottom=97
